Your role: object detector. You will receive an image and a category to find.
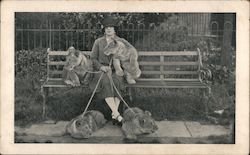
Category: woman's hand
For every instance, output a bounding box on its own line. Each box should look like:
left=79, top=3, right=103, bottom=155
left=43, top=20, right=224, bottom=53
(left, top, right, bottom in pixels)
left=100, top=66, right=111, bottom=73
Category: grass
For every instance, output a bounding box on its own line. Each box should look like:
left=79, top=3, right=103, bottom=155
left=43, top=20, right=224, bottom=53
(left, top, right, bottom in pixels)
left=15, top=77, right=234, bottom=127
left=15, top=78, right=44, bottom=127
left=14, top=78, right=235, bottom=144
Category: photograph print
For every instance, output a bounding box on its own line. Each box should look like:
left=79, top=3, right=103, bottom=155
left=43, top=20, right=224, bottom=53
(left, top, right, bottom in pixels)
left=14, top=12, right=236, bottom=144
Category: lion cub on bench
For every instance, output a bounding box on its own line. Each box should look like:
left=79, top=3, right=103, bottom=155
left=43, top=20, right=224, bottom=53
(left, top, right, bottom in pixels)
left=104, top=40, right=141, bottom=84
left=62, top=46, right=93, bottom=86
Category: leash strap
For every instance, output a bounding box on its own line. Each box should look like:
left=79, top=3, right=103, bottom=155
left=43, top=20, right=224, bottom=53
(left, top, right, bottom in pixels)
left=80, top=71, right=104, bottom=118
left=81, top=56, right=135, bottom=118
left=80, top=59, right=113, bottom=118
left=108, top=72, right=135, bottom=114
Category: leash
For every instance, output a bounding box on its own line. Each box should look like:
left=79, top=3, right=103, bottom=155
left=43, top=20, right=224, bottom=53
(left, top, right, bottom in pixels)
left=80, top=57, right=135, bottom=118
left=80, top=59, right=113, bottom=118
left=108, top=73, right=134, bottom=113
left=80, top=71, right=104, bottom=118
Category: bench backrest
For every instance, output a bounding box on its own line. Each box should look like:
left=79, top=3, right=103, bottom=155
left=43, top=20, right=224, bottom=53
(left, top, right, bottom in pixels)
left=46, top=48, right=203, bottom=82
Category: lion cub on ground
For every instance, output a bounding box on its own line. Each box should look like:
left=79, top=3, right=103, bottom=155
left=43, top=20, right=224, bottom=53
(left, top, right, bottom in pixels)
left=66, top=110, right=107, bottom=139
left=122, top=107, right=158, bottom=141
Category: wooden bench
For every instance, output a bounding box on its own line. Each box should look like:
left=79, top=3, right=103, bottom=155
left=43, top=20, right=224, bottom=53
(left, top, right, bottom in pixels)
left=41, top=48, right=211, bottom=118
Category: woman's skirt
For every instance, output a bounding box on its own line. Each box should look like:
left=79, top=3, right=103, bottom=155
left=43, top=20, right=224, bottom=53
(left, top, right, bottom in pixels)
left=89, top=71, right=126, bottom=100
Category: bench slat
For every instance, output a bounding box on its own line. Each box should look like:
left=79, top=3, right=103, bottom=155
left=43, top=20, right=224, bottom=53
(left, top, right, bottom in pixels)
left=48, top=52, right=68, bottom=56
left=48, top=51, right=91, bottom=55
left=131, top=80, right=207, bottom=88
left=47, top=51, right=198, bottom=56
left=49, top=70, right=198, bottom=75
left=139, top=61, right=199, bottom=66
left=129, top=84, right=208, bottom=89
left=48, top=61, right=66, bottom=65
left=43, top=79, right=207, bottom=89
left=49, top=70, right=63, bottom=74
left=138, top=51, right=198, bottom=56
left=48, top=61, right=199, bottom=66
left=46, top=77, right=200, bottom=82
left=141, top=71, right=198, bottom=75
left=137, top=78, right=200, bottom=82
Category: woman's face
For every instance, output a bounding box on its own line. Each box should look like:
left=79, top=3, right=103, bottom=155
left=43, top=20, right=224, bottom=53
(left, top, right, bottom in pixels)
left=105, top=26, right=115, bottom=36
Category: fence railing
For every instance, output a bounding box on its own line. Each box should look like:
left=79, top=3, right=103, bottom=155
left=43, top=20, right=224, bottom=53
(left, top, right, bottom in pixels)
left=15, top=15, right=234, bottom=51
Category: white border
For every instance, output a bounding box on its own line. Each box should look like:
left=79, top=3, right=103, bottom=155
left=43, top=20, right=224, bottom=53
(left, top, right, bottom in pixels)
left=1, top=0, right=249, bottom=154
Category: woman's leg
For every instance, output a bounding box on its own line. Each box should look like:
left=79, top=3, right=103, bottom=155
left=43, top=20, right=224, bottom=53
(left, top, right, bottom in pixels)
left=114, top=97, right=123, bottom=121
left=114, top=97, right=121, bottom=111
left=105, top=97, right=123, bottom=122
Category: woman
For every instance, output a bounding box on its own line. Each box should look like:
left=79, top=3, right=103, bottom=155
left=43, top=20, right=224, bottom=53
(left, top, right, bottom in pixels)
left=90, top=16, right=136, bottom=126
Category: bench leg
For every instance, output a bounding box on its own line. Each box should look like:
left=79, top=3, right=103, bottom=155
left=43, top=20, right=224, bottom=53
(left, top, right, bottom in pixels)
left=128, top=87, right=134, bottom=102
left=202, top=89, right=209, bottom=116
left=41, top=86, right=49, bottom=119
left=202, top=87, right=212, bottom=116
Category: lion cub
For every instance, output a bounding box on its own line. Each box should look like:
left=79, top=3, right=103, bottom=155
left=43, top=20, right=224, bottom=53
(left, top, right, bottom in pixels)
left=62, top=47, right=93, bottom=86
left=122, top=107, right=158, bottom=141
left=66, top=110, right=107, bottom=139
left=104, top=40, right=141, bottom=84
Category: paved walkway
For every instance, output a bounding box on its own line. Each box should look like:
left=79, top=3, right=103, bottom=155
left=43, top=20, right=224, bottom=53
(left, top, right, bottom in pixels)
left=15, top=121, right=232, bottom=143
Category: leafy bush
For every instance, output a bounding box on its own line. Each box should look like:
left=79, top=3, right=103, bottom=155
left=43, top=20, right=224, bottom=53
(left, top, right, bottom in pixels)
left=197, top=38, right=235, bottom=126
left=15, top=48, right=47, bottom=82
left=15, top=48, right=47, bottom=126
left=135, top=14, right=196, bottom=51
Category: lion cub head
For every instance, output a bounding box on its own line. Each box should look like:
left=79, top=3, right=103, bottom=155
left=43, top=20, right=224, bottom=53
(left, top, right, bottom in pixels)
left=122, top=107, right=158, bottom=140
left=104, top=40, right=130, bottom=61
left=67, top=115, right=95, bottom=139
left=132, top=110, right=158, bottom=134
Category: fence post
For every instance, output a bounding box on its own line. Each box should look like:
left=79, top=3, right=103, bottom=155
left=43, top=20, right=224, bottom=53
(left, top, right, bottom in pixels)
left=40, top=24, right=42, bottom=48
left=21, top=23, right=24, bottom=50
left=52, top=23, right=54, bottom=50
left=70, top=28, right=73, bottom=47
left=82, top=24, right=85, bottom=50
left=46, top=20, right=48, bottom=48
left=59, top=24, right=61, bottom=50
left=49, top=21, right=52, bottom=49
left=34, top=22, right=36, bottom=49
left=27, top=24, right=30, bottom=50
left=76, top=23, right=79, bottom=49
left=66, top=29, right=68, bottom=49
left=221, top=14, right=233, bottom=68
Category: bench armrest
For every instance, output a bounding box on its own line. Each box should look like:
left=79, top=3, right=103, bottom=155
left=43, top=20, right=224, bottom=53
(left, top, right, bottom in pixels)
left=199, top=67, right=212, bottom=84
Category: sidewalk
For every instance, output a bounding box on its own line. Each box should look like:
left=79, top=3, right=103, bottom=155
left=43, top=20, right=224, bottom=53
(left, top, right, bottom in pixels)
left=15, top=120, right=232, bottom=143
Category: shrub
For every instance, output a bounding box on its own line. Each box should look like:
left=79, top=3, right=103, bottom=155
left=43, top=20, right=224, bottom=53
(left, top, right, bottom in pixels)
left=15, top=48, right=47, bottom=85
left=15, top=48, right=47, bottom=126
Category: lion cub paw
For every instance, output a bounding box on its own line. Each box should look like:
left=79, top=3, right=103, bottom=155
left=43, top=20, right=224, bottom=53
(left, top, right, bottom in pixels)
left=116, top=70, right=124, bottom=76
left=126, top=77, right=136, bottom=84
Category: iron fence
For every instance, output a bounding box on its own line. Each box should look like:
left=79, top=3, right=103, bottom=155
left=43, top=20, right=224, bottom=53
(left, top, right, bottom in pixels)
left=15, top=13, right=235, bottom=51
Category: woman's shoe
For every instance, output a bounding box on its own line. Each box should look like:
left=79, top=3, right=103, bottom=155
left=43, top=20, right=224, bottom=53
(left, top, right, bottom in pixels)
left=112, top=119, right=123, bottom=127
left=112, top=115, right=123, bottom=127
